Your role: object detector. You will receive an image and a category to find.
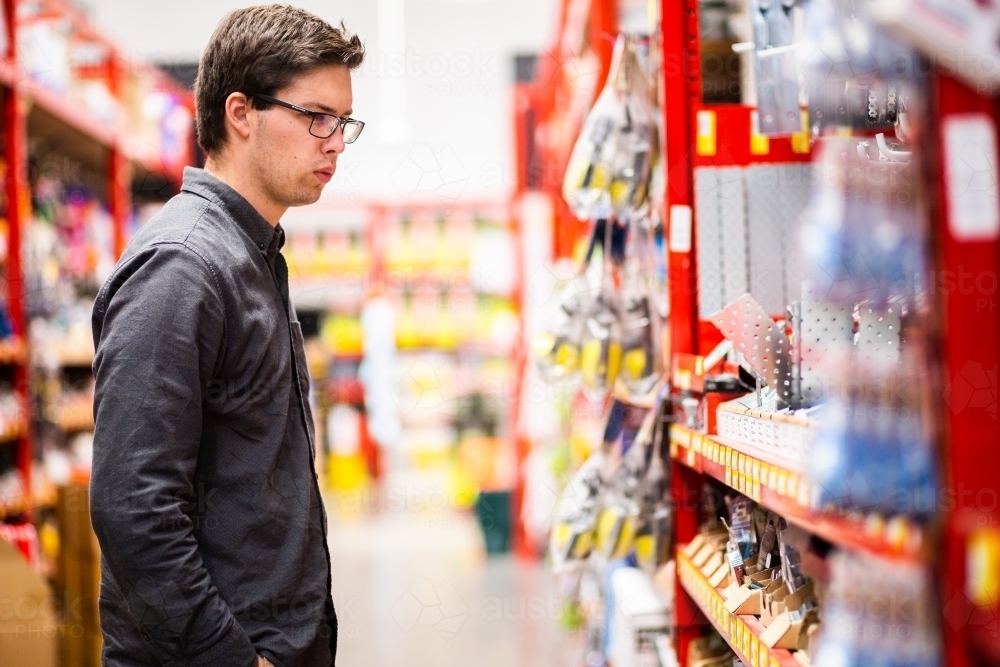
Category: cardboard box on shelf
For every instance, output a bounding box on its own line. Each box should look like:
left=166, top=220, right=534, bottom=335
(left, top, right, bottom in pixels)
left=760, top=581, right=817, bottom=650
left=56, top=483, right=103, bottom=664
left=723, top=567, right=778, bottom=615
left=687, top=633, right=731, bottom=667
left=58, top=628, right=102, bottom=667
left=759, top=577, right=790, bottom=627
left=0, top=536, right=57, bottom=667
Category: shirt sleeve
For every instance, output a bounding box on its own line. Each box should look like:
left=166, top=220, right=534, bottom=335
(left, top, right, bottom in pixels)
left=90, top=242, right=257, bottom=667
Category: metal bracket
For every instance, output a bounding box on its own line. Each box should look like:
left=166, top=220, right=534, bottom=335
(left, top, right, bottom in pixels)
left=709, top=293, right=793, bottom=403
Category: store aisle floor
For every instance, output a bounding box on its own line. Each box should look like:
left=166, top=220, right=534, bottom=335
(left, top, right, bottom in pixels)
left=325, top=470, right=583, bottom=667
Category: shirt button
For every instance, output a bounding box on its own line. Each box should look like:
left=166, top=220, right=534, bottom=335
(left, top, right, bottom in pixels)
left=258, top=242, right=266, bottom=250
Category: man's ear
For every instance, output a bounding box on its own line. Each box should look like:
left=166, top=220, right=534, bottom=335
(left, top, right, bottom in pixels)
left=224, top=92, right=252, bottom=141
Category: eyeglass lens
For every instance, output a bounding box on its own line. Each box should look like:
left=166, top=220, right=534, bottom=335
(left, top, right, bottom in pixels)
left=311, top=115, right=363, bottom=143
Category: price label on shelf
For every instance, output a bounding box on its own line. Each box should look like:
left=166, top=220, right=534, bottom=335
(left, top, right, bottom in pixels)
left=797, top=479, right=811, bottom=507
left=751, top=637, right=760, bottom=667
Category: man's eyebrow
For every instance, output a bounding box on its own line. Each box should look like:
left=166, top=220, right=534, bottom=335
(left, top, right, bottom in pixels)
left=306, top=101, right=352, bottom=117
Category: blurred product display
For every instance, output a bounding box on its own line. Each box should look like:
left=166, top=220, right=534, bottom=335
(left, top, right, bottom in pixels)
left=282, top=202, right=520, bottom=512
left=0, top=2, right=995, bottom=667
left=0, top=3, right=194, bottom=667
left=517, top=1, right=1000, bottom=667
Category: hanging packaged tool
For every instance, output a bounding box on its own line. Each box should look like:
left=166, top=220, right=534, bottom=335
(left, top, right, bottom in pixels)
left=812, top=551, right=942, bottom=667
left=617, top=221, right=664, bottom=398
left=549, top=452, right=606, bottom=572
left=750, top=0, right=802, bottom=135
left=799, top=139, right=923, bottom=305
left=801, top=0, right=919, bottom=133
left=629, top=385, right=674, bottom=574
left=532, top=271, right=593, bottom=382
left=579, top=287, right=624, bottom=396
left=562, top=35, right=657, bottom=219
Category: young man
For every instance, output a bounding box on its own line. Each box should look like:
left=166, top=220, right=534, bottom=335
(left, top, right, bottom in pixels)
left=90, top=7, right=364, bottom=667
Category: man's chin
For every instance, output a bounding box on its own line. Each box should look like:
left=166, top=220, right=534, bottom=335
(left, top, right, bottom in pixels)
left=286, top=186, right=325, bottom=208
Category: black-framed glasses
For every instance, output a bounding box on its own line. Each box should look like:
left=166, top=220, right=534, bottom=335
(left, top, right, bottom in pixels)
left=250, top=93, right=365, bottom=144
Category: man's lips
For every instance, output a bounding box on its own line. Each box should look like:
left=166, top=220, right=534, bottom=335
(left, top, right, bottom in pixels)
left=315, top=168, right=334, bottom=184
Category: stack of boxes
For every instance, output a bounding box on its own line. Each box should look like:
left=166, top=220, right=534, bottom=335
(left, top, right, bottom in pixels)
left=0, top=535, right=57, bottom=667
left=56, top=485, right=102, bottom=667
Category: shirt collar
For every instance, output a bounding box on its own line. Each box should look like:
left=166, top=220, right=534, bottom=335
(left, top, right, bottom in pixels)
left=181, top=167, right=282, bottom=256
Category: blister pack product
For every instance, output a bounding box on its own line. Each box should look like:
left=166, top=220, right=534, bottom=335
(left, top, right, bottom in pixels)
left=799, top=139, right=925, bottom=305
left=532, top=271, right=594, bottom=382
left=810, top=357, right=939, bottom=516
left=800, top=0, right=919, bottom=133
left=562, top=35, right=657, bottom=220
left=813, top=551, right=941, bottom=667
left=777, top=524, right=806, bottom=593
left=725, top=494, right=755, bottom=558
left=549, top=452, right=606, bottom=572
left=579, top=287, right=624, bottom=397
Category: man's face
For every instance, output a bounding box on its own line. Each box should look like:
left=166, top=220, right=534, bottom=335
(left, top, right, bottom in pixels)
left=248, top=64, right=354, bottom=209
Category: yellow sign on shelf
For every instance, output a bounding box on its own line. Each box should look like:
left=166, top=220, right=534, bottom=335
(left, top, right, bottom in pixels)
left=750, top=110, right=770, bottom=155
left=697, top=110, right=718, bottom=156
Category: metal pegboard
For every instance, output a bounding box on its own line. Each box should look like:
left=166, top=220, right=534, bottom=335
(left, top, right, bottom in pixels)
left=696, top=166, right=749, bottom=318
left=695, top=168, right=724, bottom=317
left=780, top=164, right=813, bottom=305
left=747, top=164, right=813, bottom=315
left=799, top=282, right=853, bottom=406
left=710, top=293, right=793, bottom=402
left=719, top=167, right=750, bottom=306
left=857, top=303, right=901, bottom=368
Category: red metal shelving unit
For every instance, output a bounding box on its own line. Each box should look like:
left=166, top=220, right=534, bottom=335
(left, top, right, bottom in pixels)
left=930, top=73, right=1000, bottom=667
left=658, top=2, right=1000, bottom=666
left=0, top=0, right=193, bottom=532
left=509, top=0, right=620, bottom=558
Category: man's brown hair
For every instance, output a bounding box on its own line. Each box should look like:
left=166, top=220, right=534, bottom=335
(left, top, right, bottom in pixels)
left=195, top=5, right=365, bottom=155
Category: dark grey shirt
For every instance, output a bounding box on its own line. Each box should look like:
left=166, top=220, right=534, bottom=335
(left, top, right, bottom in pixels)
left=91, top=167, right=334, bottom=667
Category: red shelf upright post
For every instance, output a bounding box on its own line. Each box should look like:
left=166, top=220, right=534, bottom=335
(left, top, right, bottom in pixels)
left=108, top=52, right=130, bottom=258
left=930, top=72, right=1000, bottom=667
left=109, top=146, right=130, bottom=258
left=662, top=0, right=700, bottom=360
left=3, top=0, right=31, bottom=518
left=662, top=1, right=705, bottom=663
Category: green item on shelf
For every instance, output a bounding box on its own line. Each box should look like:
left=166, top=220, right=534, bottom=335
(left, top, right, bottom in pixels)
left=475, top=490, right=511, bottom=556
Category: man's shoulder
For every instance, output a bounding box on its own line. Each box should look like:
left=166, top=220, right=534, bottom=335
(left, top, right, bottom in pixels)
left=128, top=191, right=212, bottom=249
left=124, top=191, right=243, bottom=266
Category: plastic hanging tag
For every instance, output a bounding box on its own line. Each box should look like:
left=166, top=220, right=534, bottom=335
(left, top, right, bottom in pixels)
left=562, top=35, right=657, bottom=219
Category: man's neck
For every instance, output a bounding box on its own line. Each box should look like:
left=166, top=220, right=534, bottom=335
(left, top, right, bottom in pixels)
left=203, top=156, right=285, bottom=226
